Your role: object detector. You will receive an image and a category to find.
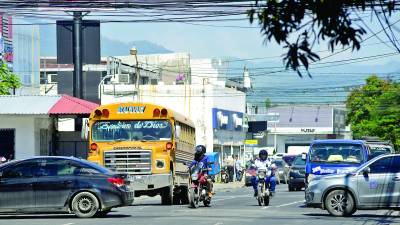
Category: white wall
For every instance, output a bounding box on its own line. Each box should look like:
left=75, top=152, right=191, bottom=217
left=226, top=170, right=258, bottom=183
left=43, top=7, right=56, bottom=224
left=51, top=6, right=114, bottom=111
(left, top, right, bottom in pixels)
left=0, top=115, right=51, bottom=159
left=101, top=83, right=246, bottom=152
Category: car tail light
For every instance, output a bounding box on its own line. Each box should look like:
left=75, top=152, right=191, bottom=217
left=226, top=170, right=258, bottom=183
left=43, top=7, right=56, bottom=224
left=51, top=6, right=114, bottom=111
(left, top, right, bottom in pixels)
left=107, top=177, right=125, bottom=187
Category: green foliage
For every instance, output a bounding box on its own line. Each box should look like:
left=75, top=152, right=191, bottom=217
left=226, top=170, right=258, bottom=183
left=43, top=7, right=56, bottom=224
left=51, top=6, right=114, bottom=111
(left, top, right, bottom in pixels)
left=248, top=1, right=397, bottom=75
left=265, top=98, right=272, bottom=109
left=346, top=75, right=400, bottom=151
left=0, top=62, right=21, bottom=95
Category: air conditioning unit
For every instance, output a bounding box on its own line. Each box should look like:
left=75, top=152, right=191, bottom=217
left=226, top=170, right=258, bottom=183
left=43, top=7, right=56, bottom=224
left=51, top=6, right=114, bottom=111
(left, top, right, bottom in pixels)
left=118, top=74, right=130, bottom=84
left=47, top=74, right=57, bottom=84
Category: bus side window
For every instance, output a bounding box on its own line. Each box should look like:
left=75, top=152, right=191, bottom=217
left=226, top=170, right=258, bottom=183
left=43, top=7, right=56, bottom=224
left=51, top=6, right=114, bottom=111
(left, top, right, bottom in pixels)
left=175, top=123, right=182, bottom=139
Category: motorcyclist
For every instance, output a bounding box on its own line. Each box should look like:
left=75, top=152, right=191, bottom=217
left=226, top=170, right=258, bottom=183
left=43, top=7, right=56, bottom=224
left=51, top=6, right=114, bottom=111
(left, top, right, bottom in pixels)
left=251, top=150, right=276, bottom=197
left=189, top=145, right=213, bottom=197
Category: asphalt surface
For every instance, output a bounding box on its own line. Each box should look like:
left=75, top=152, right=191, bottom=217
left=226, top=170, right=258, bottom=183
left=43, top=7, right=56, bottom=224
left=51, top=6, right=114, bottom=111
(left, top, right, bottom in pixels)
left=0, top=183, right=399, bottom=225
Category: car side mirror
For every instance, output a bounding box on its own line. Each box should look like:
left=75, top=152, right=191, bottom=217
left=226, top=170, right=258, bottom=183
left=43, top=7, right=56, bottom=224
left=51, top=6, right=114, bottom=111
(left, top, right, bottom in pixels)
left=362, top=167, right=370, bottom=177
left=301, top=153, right=307, bottom=160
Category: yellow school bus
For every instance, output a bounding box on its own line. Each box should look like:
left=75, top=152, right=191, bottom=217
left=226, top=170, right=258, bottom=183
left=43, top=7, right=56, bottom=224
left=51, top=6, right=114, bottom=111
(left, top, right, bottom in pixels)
left=87, top=102, right=195, bottom=205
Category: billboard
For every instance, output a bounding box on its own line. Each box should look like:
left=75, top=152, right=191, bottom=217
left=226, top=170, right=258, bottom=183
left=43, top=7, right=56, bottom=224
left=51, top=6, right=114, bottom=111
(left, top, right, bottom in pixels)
left=212, top=108, right=243, bottom=131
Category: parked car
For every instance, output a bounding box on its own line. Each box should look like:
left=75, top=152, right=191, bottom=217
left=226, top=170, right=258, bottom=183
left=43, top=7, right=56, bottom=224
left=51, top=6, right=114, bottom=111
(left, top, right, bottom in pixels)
left=0, top=156, right=134, bottom=218
left=306, top=154, right=400, bottom=217
left=244, top=164, right=256, bottom=186
left=282, top=154, right=297, bottom=166
left=288, top=155, right=306, bottom=191
left=273, top=159, right=289, bottom=184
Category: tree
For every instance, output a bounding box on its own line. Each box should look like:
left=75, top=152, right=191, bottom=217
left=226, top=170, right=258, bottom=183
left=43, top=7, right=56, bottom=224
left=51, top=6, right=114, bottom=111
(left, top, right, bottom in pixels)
left=346, top=75, right=400, bottom=151
left=248, top=1, right=399, bottom=76
left=0, top=62, right=21, bottom=95
left=264, top=97, right=272, bottom=109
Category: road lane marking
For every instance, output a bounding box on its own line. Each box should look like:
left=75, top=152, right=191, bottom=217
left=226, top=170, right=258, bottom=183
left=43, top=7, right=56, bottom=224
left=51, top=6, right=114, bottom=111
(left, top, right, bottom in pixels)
left=62, top=223, right=75, bottom=225
left=214, top=223, right=223, bottom=225
left=275, top=200, right=304, bottom=208
left=261, top=206, right=269, bottom=209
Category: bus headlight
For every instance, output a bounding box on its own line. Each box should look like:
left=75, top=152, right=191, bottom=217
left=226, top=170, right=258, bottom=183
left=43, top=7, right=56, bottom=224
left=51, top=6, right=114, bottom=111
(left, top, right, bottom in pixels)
left=156, top=159, right=165, bottom=169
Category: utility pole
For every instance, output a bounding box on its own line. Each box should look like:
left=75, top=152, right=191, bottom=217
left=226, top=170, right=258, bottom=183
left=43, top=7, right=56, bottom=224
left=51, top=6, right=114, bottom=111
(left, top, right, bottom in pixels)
left=73, top=11, right=83, bottom=99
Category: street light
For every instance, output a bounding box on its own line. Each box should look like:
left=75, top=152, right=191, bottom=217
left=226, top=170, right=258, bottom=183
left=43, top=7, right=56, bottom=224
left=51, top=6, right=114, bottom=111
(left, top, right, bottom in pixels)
left=130, top=46, right=140, bottom=102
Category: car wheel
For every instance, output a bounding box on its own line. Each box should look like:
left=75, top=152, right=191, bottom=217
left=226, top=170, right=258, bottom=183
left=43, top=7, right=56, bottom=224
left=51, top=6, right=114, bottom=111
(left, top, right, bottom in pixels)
left=95, top=209, right=111, bottom=218
left=288, top=185, right=295, bottom=192
left=324, top=189, right=356, bottom=217
left=71, top=192, right=100, bottom=218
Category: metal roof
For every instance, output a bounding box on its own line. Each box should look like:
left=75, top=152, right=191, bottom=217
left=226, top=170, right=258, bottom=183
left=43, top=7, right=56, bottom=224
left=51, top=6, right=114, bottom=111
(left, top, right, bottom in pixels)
left=48, top=95, right=99, bottom=115
left=0, top=95, right=61, bottom=115
left=0, top=95, right=98, bottom=115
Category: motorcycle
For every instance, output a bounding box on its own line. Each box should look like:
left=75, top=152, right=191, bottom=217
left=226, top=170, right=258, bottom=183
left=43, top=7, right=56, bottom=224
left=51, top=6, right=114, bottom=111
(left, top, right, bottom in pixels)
left=256, top=168, right=272, bottom=206
left=220, top=166, right=229, bottom=183
left=188, top=162, right=212, bottom=208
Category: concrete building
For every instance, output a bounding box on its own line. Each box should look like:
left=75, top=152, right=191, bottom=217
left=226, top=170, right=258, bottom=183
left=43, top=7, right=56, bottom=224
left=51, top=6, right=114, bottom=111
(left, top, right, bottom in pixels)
left=100, top=56, right=248, bottom=160
left=246, top=104, right=351, bottom=155
left=13, top=17, right=41, bottom=94
left=0, top=95, right=98, bottom=160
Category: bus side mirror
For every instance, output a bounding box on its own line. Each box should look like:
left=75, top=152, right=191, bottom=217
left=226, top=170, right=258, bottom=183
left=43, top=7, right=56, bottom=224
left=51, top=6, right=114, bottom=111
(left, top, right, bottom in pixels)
left=301, top=153, right=307, bottom=160
left=175, top=125, right=181, bottom=139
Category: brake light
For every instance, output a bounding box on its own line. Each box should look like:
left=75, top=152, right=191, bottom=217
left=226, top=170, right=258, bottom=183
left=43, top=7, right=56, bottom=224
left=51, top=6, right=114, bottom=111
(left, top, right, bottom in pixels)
left=102, top=109, right=109, bottom=118
left=107, top=177, right=125, bottom=187
left=90, top=143, right=98, bottom=151
left=166, top=142, right=173, bottom=150
left=161, top=108, right=168, bottom=117
left=153, top=108, right=160, bottom=117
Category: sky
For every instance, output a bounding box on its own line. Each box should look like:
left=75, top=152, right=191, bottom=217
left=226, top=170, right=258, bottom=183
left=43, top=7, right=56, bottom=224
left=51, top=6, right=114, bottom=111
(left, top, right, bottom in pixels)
left=97, top=13, right=400, bottom=67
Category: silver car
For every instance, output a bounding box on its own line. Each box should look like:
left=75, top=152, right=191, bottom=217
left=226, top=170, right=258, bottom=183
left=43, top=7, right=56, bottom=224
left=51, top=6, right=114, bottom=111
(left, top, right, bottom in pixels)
left=305, top=154, right=400, bottom=216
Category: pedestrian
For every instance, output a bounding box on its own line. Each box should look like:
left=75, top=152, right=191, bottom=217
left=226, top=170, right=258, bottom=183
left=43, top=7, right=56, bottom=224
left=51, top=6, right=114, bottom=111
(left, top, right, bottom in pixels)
left=226, top=155, right=234, bottom=182
left=234, top=155, right=243, bottom=182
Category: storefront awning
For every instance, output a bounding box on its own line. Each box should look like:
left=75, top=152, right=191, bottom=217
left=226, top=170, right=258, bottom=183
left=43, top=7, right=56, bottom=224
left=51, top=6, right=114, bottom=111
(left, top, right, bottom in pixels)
left=48, top=95, right=99, bottom=116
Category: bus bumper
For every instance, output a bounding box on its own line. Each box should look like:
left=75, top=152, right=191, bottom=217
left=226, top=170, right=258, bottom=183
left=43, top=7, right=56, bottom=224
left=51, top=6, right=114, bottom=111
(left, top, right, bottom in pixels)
left=128, top=174, right=172, bottom=192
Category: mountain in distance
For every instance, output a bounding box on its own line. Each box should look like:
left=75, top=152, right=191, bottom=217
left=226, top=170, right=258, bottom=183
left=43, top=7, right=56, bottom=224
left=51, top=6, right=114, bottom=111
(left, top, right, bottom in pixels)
left=40, top=25, right=173, bottom=56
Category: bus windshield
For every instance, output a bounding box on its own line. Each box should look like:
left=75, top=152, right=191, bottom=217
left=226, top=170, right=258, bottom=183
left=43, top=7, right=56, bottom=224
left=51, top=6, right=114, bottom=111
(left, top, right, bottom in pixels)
left=92, top=120, right=172, bottom=142
left=309, top=143, right=364, bottom=164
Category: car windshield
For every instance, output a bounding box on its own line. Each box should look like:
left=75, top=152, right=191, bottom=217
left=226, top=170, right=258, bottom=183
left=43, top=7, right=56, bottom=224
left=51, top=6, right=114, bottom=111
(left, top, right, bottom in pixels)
left=310, top=143, right=364, bottom=164
left=92, top=120, right=172, bottom=142
left=292, top=156, right=306, bottom=166
left=282, top=155, right=296, bottom=166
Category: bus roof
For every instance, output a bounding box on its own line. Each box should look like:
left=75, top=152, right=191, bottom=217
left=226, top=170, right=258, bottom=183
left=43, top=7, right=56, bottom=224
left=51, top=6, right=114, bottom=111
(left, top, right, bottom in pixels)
left=311, top=139, right=366, bottom=145
left=90, top=102, right=195, bottom=127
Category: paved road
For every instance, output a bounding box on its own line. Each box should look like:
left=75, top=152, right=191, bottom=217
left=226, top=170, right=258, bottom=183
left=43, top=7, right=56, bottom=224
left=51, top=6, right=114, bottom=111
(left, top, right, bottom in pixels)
left=0, top=184, right=399, bottom=225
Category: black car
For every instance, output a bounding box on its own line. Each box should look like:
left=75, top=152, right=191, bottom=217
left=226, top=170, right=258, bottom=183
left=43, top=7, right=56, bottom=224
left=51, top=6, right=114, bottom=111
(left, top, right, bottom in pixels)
left=0, top=156, right=134, bottom=218
left=288, top=156, right=306, bottom=191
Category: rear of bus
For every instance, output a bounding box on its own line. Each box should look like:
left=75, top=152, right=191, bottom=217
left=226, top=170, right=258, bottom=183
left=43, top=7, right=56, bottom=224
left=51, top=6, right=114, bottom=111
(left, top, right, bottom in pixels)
left=305, top=140, right=369, bottom=185
left=87, top=103, right=194, bottom=204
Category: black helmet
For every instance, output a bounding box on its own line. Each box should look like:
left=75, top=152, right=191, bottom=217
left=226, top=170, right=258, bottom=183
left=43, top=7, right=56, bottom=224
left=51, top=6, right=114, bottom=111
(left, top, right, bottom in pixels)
left=194, top=145, right=206, bottom=160
left=259, top=149, right=268, bottom=161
